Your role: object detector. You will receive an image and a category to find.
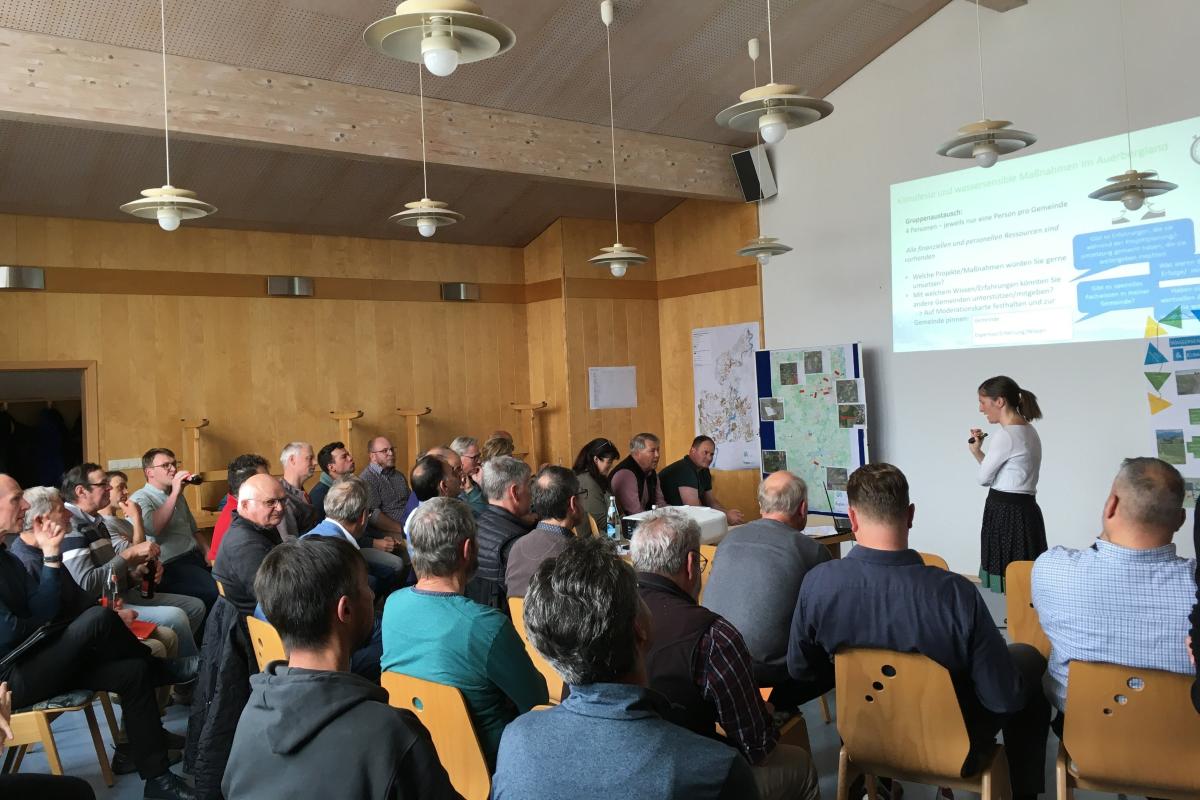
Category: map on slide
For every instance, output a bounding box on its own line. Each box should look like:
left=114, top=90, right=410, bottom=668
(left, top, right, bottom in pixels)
left=756, top=343, right=868, bottom=516
left=692, top=323, right=761, bottom=471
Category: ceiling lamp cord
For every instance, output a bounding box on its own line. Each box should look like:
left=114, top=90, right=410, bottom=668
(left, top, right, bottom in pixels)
left=975, top=0, right=986, bottom=121
left=604, top=16, right=620, bottom=244
left=1118, top=0, right=1133, bottom=171
left=419, top=53, right=429, bottom=199
left=159, top=0, right=171, bottom=186
left=766, top=0, right=775, bottom=85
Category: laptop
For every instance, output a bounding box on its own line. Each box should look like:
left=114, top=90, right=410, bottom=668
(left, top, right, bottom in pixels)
left=823, top=483, right=853, bottom=534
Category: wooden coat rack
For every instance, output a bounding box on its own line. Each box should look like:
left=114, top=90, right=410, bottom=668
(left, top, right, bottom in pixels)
left=395, top=407, right=432, bottom=470
left=509, top=401, right=548, bottom=468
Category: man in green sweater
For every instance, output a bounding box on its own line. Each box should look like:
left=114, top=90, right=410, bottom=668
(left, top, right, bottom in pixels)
left=381, top=496, right=547, bottom=770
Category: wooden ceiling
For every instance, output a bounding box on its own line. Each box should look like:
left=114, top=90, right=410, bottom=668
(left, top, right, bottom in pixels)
left=0, top=0, right=971, bottom=245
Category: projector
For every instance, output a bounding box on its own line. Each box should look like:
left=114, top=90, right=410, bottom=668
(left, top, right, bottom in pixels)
left=622, top=506, right=729, bottom=544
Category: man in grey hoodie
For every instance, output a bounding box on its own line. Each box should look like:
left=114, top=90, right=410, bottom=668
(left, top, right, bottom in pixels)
left=222, top=537, right=459, bottom=800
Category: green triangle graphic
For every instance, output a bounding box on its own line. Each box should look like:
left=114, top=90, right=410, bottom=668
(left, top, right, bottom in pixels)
left=1159, top=306, right=1184, bottom=328
left=1145, top=371, right=1171, bottom=391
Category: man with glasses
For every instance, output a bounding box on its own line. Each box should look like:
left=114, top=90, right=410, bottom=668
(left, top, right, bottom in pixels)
left=132, top=448, right=218, bottom=612
left=633, top=508, right=818, bottom=800
left=505, top=466, right=583, bottom=598
left=659, top=435, right=745, bottom=525
left=358, top=436, right=410, bottom=553
left=449, top=436, right=488, bottom=516
left=212, top=474, right=286, bottom=616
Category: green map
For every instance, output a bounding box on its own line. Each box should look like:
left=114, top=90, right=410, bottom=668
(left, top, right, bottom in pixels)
left=759, top=344, right=868, bottom=515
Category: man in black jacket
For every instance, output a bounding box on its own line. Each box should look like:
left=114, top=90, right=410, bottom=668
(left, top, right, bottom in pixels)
left=212, top=474, right=286, bottom=615
left=0, top=474, right=196, bottom=800
left=223, top=537, right=458, bottom=799
left=465, top=456, right=532, bottom=611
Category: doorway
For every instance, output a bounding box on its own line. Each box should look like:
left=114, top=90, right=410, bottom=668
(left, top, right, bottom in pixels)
left=0, top=361, right=99, bottom=488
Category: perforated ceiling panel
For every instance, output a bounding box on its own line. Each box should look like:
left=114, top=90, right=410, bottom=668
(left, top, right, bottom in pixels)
left=0, top=0, right=947, bottom=144
left=0, top=118, right=679, bottom=246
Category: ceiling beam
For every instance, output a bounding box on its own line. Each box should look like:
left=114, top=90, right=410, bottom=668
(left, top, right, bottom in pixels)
left=0, top=28, right=741, bottom=202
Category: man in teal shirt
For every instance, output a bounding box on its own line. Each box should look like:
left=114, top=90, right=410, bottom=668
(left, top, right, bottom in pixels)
left=382, top=496, right=547, bottom=769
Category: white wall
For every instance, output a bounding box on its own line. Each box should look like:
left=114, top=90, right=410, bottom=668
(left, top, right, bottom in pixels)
left=762, top=0, right=1200, bottom=568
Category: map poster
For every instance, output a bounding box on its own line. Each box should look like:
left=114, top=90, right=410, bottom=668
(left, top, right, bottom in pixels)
left=692, top=322, right=761, bottom=471
left=756, top=343, right=869, bottom=517
left=1140, top=309, right=1200, bottom=508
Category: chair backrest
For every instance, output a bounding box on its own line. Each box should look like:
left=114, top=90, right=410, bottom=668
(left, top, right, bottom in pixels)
left=507, top=596, right=563, bottom=703
left=1063, top=661, right=1200, bottom=794
left=588, top=515, right=600, bottom=537
left=382, top=671, right=491, bottom=800
left=697, top=543, right=718, bottom=602
left=835, top=648, right=971, bottom=779
left=918, top=552, right=949, bottom=570
left=1004, top=561, right=1050, bottom=658
left=245, top=615, right=287, bottom=671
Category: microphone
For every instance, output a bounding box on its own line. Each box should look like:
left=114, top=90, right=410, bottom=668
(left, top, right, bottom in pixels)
left=968, top=432, right=988, bottom=445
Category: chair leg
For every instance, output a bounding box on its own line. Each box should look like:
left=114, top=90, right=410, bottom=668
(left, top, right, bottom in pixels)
left=33, top=713, right=64, bottom=775
left=1055, top=743, right=1070, bottom=800
left=837, top=747, right=853, bottom=800
left=7, top=744, right=27, bottom=773
left=865, top=773, right=878, bottom=800
left=98, top=691, right=122, bottom=744
left=83, top=703, right=115, bottom=787
left=819, top=692, right=833, bottom=724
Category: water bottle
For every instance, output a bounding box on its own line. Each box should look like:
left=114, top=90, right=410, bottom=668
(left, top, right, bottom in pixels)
left=606, top=495, right=621, bottom=541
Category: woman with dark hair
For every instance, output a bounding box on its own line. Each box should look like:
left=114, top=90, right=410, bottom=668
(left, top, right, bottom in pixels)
left=572, top=438, right=621, bottom=535
left=969, top=375, right=1046, bottom=593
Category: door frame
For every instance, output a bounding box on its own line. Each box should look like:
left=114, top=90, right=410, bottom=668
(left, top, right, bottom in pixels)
left=0, top=361, right=100, bottom=463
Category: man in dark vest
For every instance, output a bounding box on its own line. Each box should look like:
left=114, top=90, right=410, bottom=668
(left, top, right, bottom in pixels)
left=610, top=432, right=665, bottom=515
left=631, top=509, right=818, bottom=800
left=465, top=456, right=533, bottom=612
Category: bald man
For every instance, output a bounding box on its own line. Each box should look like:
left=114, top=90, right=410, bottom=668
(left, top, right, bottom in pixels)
left=212, top=474, right=286, bottom=616
left=702, top=471, right=832, bottom=710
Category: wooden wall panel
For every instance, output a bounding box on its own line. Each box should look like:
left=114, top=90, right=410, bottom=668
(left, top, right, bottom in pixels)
left=560, top=218, right=657, bottom=282
left=523, top=298, right=570, bottom=467
left=654, top=200, right=757, bottom=280
left=523, top=221, right=564, bottom=285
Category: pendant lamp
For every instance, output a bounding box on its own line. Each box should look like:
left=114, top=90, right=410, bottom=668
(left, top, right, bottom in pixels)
left=389, top=63, right=464, bottom=237
left=120, top=0, right=216, bottom=231
left=937, top=0, right=1035, bottom=168
left=1089, top=0, right=1176, bottom=211
left=364, top=0, right=515, bottom=77
left=716, top=0, right=832, bottom=144
left=588, top=0, right=647, bottom=278
left=734, top=39, right=793, bottom=267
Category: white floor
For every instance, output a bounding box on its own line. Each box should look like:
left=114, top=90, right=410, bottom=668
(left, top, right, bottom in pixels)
left=7, top=588, right=1113, bottom=800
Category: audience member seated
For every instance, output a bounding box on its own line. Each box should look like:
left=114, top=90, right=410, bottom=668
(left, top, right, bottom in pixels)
left=359, top=436, right=410, bottom=555
left=223, top=538, right=457, bottom=799
left=703, top=471, right=830, bottom=710
left=464, top=456, right=533, bottom=611
left=402, top=453, right=463, bottom=537
left=98, top=470, right=145, bottom=545
left=132, top=448, right=218, bottom=611
left=303, top=475, right=403, bottom=595
left=659, top=436, right=745, bottom=524
left=1, top=680, right=99, bottom=799
left=60, top=464, right=203, bottom=659
left=505, top=466, right=582, bottom=598
left=206, top=453, right=269, bottom=562
left=310, top=441, right=356, bottom=522
left=787, top=463, right=1049, bottom=800
left=212, top=474, right=286, bottom=616
left=493, top=537, right=760, bottom=800
left=610, top=433, right=666, bottom=515
left=277, top=442, right=319, bottom=542
left=382, top=497, right=547, bottom=771
left=633, top=509, right=817, bottom=800
left=451, top=436, right=488, bottom=516
left=1033, top=457, right=1197, bottom=718
left=571, top=437, right=620, bottom=535
left=479, top=434, right=515, bottom=466
left=0, top=474, right=197, bottom=800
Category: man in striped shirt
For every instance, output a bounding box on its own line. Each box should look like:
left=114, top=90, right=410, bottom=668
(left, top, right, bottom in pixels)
left=633, top=508, right=818, bottom=800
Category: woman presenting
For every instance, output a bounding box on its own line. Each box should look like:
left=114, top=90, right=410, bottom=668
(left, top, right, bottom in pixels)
left=969, top=375, right=1047, bottom=593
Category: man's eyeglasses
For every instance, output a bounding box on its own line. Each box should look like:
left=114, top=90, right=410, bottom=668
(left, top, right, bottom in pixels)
left=370, top=447, right=395, bottom=454
left=150, top=461, right=179, bottom=471
left=574, top=488, right=589, bottom=499
left=694, top=551, right=709, bottom=574
left=87, top=482, right=109, bottom=489
left=247, top=498, right=285, bottom=508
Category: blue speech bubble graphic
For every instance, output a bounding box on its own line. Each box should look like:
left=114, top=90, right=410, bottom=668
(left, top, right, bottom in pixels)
left=1073, top=220, right=1195, bottom=281
left=1077, top=274, right=1157, bottom=321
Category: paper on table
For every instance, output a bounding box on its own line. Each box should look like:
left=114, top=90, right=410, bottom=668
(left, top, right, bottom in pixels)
left=804, top=525, right=840, bottom=537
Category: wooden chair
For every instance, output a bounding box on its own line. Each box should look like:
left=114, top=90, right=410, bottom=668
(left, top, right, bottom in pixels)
left=918, top=551, right=949, bottom=570
left=1, top=689, right=115, bottom=787
left=1057, top=661, right=1200, bottom=800
left=245, top=615, right=287, bottom=671
left=696, top=543, right=718, bottom=602
left=835, top=648, right=1012, bottom=800
left=1004, top=561, right=1051, bottom=658
left=382, top=671, right=491, bottom=800
left=507, top=596, right=563, bottom=703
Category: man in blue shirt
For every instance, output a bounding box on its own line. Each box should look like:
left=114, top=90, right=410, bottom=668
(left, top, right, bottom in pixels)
left=787, top=463, right=1049, bottom=800
left=1034, top=457, right=1196, bottom=714
left=493, top=536, right=760, bottom=800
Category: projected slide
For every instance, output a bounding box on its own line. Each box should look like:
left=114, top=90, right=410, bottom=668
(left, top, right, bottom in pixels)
left=891, top=115, right=1200, bottom=352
